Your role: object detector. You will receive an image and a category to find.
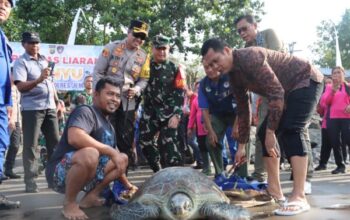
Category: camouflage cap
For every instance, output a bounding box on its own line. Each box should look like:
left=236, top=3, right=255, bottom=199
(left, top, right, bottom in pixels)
left=152, top=34, right=171, bottom=48
left=129, top=20, right=149, bottom=36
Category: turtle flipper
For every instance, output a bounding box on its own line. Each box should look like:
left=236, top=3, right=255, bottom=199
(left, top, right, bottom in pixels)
left=110, top=202, right=160, bottom=220
left=199, top=202, right=251, bottom=220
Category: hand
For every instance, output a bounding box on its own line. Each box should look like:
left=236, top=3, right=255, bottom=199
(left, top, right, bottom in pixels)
left=345, top=105, right=350, bottom=114
left=127, top=87, right=138, bottom=99
left=76, top=95, right=86, bottom=105
left=234, top=144, right=247, bottom=167
left=168, top=115, right=180, bottom=129
left=265, top=129, right=280, bottom=158
left=37, top=67, right=51, bottom=83
left=187, top=128, right=194, bottom=138
left=8, top=119, right=15, bottom=133
left=110, top=151, right=127, bottom=175
left=208, top=129, right=218, bottom=147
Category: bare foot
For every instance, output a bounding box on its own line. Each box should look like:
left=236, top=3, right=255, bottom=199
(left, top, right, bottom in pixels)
left=62, top=202, right=88, bottom=220
left=79, top=193, right=105, bottom=208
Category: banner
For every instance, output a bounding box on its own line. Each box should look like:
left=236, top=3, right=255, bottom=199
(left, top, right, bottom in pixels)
left=10, top=42, right=103, bottom=91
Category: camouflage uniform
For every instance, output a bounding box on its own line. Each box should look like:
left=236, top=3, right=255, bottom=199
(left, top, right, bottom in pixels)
left=93, top=20, right=150, bottom=165
left=71, top=90, right=93, bottom=106
left=139, top=57, right=185, bottom=172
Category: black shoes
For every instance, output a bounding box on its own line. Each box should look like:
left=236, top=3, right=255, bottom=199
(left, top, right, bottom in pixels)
left=331, top=167, right=346, bottom=174
left=0, top=195, right=20, bottom=210
left=315, top=164, right=327, bottom=171
left=192, top=164, right=203, bottom=169
left=5, top=171, right=21, bottom=179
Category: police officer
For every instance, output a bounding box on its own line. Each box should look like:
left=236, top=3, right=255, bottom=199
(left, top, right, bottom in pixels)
left=93, top=20, right=150, bottom=166
left=139, top=34, right=186, bottom=172
left=0, top=0, right=20, bottom=209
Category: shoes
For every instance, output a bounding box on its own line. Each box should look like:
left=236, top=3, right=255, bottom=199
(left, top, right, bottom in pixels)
left=0, top=195, right=20, bottom=210
left=0, top=176, right=9, bottom=182
left=201, top=169, right=212, bottom=176
left=274, top=200, right=310, bottom=216
left=304, top=181, right=312, bottom=195
left=26, top=183, right=39, bottom=193
left=331, top=167, right=346, bottom=174
left=192, top=164, right=203, bottom=169
left=314, top=164, right=327, bottom=171
left=5, top=171, right=21, bottom=179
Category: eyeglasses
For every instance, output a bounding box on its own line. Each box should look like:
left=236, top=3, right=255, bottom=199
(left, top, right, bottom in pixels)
left=237, top=26, right=249, bottom=34
left=132, top=32, right=146, bottom=41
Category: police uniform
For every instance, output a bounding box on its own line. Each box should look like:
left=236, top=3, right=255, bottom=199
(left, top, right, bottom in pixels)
left=92, top=20, right=150, bottom=165
left=0, top=27, right=12, bottom=181
left=138, top=35, right=186, bottom=172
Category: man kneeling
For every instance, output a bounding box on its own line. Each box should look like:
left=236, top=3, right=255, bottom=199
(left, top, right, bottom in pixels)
left=46, top=77, right=136, bottom=220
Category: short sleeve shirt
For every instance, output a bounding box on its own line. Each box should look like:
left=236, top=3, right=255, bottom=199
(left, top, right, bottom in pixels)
left=13, top=53, right=56, bottom=110
left=45, top=105, right=115, bottom=186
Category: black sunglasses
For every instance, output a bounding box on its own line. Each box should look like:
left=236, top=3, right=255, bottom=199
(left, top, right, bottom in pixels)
left=132, top=32, right=146, bottom=41
left=237, top=26, right=249, bottom=34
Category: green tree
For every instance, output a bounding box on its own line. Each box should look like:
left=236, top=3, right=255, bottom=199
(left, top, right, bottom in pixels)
left=13, top=0, right=264, bottom=49
left=311, top=9, right=350, bottom=69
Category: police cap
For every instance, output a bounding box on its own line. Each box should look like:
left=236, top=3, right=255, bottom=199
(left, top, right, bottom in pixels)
left=129, top=20, right=149, bottom=37
left=21, top=32, right=41, bottom=43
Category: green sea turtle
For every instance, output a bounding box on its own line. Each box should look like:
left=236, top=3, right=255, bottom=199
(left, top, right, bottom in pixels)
left=110, top=167, right=250, bottom=220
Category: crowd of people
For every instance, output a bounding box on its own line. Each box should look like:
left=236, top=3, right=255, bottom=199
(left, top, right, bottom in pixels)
left=1, top=1, right=349, bottom=219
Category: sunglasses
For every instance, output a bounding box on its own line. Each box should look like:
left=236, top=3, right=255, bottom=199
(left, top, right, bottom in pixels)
left=237, top=26, right=249, bottom=34
left=132, top=32, right=146, bottom=41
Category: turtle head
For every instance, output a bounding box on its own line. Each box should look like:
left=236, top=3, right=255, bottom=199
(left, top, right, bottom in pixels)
left=169, top=192, right=193, bottom=219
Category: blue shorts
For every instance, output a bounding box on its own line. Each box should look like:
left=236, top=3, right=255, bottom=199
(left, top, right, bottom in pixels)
left=52, top=151, right=110, bottom=194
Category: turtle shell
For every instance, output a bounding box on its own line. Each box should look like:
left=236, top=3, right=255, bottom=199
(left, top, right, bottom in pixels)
left=130, top=167, right=229, bottom=204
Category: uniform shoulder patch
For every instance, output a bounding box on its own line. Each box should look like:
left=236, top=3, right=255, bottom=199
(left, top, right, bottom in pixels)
left=102, top=48, right=110, bottom=57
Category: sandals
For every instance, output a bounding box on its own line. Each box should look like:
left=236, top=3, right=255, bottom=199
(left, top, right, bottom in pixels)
left=274, top=200, right=311, bottom=216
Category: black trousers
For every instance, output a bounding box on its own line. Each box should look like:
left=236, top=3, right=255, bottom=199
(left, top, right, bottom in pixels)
left=4, top=122, right=21, bottom=172
left=110, top=107, right=136, bottom=167
left=327, top=118, right=350, bottom=168
left=319, top=128, right=332, bottom=166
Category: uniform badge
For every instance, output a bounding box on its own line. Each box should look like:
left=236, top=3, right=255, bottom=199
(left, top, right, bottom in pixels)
left=114, top=47, right=124, bottom=57
left=102, top=48, right=110, bottom=57
left=111, top=67, right=118, bottom=73
left=205, top=87, right=211, bottom=92
left=224, top=81, right=230, bottom=88
left=136, top=56, right=144, bottom=63
left=131, top=65, right=141, bottom=73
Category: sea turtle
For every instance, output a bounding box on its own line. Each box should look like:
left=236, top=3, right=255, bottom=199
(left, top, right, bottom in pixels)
left=110, top=167, right=250, bottom=220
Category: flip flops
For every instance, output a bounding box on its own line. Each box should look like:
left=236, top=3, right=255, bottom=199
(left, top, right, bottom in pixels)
left=274, top=200, right=311, bottom=216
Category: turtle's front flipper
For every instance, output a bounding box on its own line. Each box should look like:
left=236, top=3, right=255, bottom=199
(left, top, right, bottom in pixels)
left=110, top=202, right=160, bottom=220
left=199, top=202, right=251, bottom=220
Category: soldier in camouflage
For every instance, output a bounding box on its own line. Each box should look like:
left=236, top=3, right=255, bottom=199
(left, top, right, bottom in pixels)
left=71, top=75, right=93, bottom=108
left=139, top=34, right=186, bottom=172
left=93, top=20, right=150, bottom=166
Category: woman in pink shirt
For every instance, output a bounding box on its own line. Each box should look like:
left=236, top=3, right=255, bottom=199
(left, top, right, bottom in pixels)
left=322, top=66, right=350, bottom=174
left=187, top=82, right=211, bottom=175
